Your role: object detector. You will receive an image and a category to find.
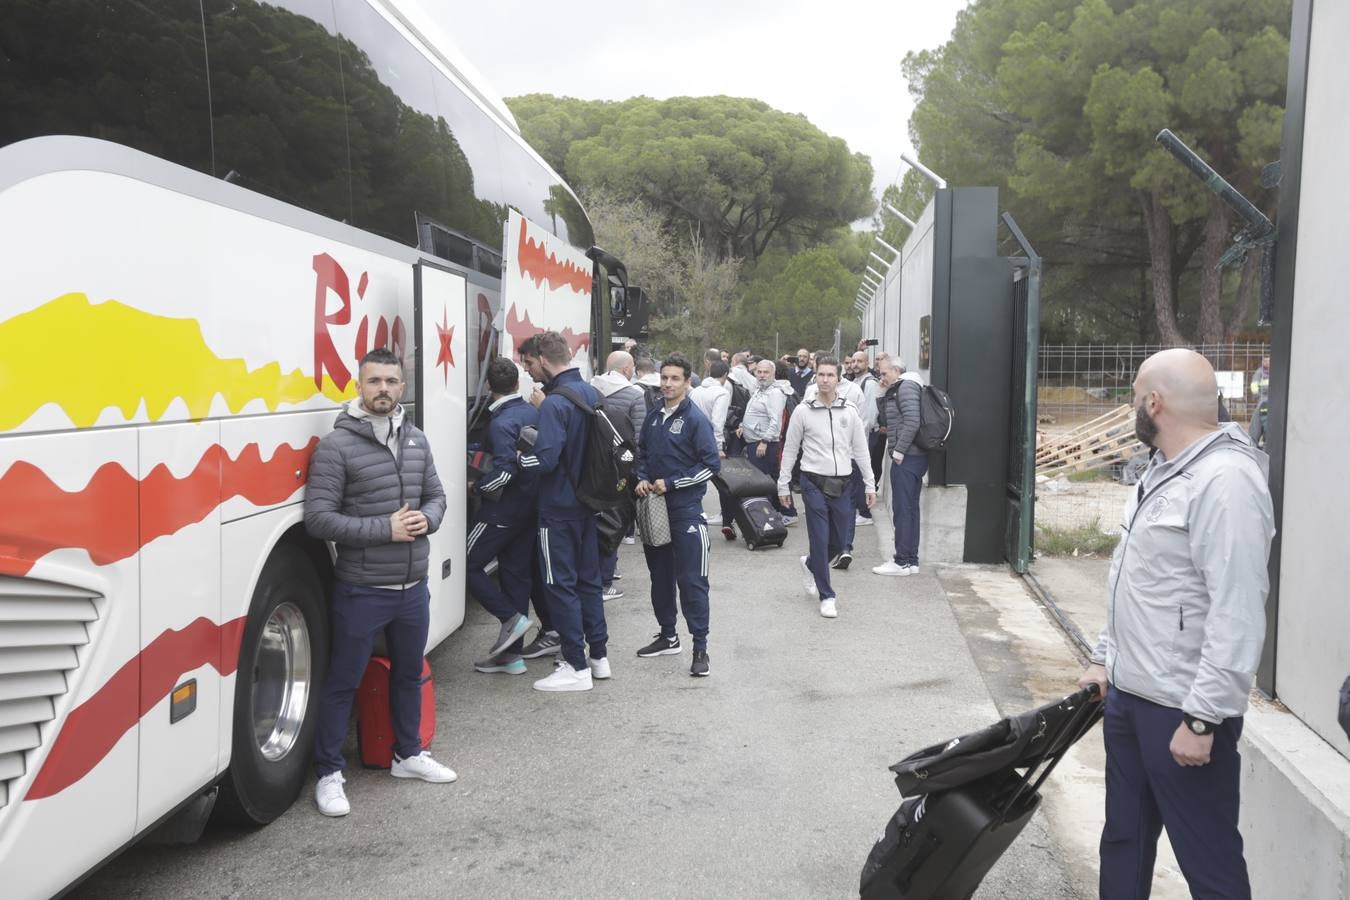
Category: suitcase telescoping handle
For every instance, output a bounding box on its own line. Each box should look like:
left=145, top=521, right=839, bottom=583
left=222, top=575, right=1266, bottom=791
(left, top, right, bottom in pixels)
left=995, top=684, right=1103, bottom=824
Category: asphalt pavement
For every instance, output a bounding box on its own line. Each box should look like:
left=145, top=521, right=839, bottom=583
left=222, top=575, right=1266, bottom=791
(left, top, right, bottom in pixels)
left=75, top=504, right=1087, bottom=899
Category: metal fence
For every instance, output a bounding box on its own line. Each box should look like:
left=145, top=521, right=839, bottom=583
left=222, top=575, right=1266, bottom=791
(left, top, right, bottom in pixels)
left=1034, top=342, right=1269, bottom=545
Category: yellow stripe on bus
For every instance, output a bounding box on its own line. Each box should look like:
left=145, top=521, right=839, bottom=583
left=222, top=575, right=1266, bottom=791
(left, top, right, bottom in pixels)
left=0, top=293, right=353, bottom=430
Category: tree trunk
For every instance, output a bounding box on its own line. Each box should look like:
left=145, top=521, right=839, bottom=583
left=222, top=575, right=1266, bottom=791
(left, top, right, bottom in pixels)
left=1140, top=190, right=1185, bottom=345
left=1196, top=195, right=1230, bottom=345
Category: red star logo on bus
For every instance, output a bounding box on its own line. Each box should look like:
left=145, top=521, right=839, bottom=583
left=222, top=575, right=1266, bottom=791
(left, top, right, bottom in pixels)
left=435, top=309, right=455, bottom=384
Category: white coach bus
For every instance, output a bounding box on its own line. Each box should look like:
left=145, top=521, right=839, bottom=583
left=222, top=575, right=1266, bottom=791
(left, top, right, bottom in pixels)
left=0, top=1, right=630, bottom=894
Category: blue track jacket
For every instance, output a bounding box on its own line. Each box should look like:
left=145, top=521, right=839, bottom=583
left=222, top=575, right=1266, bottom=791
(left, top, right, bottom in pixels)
left=637, top=396, right=721, bottom=517
left=476, top=395, right=539, bottom=525
left=519, top=367, right=598, bottom=520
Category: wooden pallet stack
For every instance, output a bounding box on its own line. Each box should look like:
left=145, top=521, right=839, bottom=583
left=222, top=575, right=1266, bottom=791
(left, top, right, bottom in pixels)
left=1035, top=405, right=1141, bottom=477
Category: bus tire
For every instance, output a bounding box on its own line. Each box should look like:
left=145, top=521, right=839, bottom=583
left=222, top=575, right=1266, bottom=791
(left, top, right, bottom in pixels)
left=214, top=543, right=329, bottom=826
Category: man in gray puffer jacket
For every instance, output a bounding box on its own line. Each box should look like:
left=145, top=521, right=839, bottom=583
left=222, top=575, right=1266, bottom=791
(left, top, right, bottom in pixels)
left=1079, top=348, right=1274, bottom=900
left=872, top=358, right=927, bottom=576
left=304, top=348, right=455, bottom=818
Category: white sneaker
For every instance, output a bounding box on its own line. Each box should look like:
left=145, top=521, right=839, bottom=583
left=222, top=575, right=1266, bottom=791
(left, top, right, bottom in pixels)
left=588, top=656, right=612, bottom=680
left=903, top=565, right=919, bottom=576
left=533, top=660, right=594, bottom=692
left=622, top=534, right=636, bottom=545
left=781, top=514, right=799, bottom=526
left=872, top=560, right=908, bottom=576
left=391, top=751, right=457, bottom=783
left=706, top=514, right=723, bottom=525
left=799, top=555, right=818, bottom=597
left=855, top=513, right=874, bottom=526
left=819, top=598, right=838, bottom=618
left=316, top=772, right=350, bottom=817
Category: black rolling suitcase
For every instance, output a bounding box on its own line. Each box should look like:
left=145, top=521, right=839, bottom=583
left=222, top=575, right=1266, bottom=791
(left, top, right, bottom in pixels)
left=733, top=496, right=787, bottom=550
left=859, top=686, right=1102, bottom=899
left=714, top=457, right=776, bottom=499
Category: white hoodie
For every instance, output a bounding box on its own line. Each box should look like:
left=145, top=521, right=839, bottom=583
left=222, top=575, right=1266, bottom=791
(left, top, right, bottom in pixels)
left=592, top=369, right=635, bottom=398
left=346, top=398, right=406, bottom=461
left=777, top=394, right=874, bottom=495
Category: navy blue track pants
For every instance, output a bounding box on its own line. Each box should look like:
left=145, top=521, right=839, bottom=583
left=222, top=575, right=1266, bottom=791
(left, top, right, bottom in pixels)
left=467, top=518, right=532, bottom=624
left=641, top=511, right=711, bottom=651
left=1100, top=688, right=1250, bottom=900
left=314, top=579, right=429, bottom=776
left=538, top=515, right=608, bottom=670
left=800, top=476, right=851, bottom=599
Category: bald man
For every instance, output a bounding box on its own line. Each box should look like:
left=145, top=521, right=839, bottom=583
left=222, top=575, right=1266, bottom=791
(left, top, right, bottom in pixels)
left=1078, top=348, right=1274, bottom=900
left=592, top=350, right=646, bottom=600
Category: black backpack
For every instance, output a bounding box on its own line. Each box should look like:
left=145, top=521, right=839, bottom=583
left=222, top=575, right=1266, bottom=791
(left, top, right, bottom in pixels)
left=914, top=383, right=955, bottom=451
left=639, top=382, right=661, bottom=412
left=725, top=379, right=751, bottom=438
left=554, top=385, right=638, bottom=511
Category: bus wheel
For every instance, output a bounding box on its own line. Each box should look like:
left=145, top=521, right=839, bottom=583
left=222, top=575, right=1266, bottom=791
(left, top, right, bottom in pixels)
left=214, top=544, right=329, bottom=826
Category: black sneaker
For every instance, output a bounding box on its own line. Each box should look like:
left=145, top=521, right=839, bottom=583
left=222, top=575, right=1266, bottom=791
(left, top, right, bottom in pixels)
left=830, top=551, right=853, bottom=570
left=636, top=633, right=681, bottom=657
left=690, top=650, right=710, bottom=677
left=519, top=630, right=561, bottom=659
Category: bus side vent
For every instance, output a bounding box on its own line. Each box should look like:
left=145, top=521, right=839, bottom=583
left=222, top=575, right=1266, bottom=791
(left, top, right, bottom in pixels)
left=0, top=576, right=100, bottom=809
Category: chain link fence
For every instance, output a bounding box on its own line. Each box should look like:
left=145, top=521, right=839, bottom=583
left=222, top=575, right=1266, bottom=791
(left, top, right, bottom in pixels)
left=1034, top=342, right=1269, bottom=551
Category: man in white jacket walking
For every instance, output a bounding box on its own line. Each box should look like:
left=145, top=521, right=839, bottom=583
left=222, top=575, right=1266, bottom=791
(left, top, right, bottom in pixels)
left=1078, top=348, right=1273, bottom=900
left=777, top=356, right=874, bottom=618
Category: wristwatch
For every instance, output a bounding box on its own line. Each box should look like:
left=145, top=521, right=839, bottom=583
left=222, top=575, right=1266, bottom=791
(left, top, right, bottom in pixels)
left=1183, top=713, right=1218, bottom=736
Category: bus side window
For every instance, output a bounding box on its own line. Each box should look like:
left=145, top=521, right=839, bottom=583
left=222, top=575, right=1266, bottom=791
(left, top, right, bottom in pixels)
left=0, top=1, right=213, bottom=176
left=202, top=0, right=351, bottom=222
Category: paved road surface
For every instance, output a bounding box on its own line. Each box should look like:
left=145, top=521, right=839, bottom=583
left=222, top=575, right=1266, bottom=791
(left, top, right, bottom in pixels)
left=76, top=514, right=1084, bottom=899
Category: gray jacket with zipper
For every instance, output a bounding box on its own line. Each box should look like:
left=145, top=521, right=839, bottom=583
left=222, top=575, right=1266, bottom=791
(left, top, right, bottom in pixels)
left=304, top=400, right=447, bottom=587
left=880, top=373, right=926, bottom=457
left=1090, top=423, right=1274, bottom=722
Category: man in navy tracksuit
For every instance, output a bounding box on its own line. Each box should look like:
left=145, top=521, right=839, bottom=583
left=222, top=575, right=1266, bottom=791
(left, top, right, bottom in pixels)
left=634, top=354, right=720, bottom=677
left=466, top=357, right=544, bottom=675
left=518, top=331, right=609, bottom=692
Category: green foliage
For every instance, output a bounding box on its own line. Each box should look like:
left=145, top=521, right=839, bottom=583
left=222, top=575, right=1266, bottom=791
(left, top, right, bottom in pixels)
left=894, top=0, right=1291, bottom=344
left=507, top=94, right=875, bottom=263
left=1036, top=520, right=1120, bottom=557
left=725, top=246, right=857, bottom=355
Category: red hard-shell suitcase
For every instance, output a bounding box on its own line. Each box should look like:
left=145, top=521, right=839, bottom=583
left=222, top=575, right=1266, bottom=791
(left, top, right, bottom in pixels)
left=356, top=656, right=435, bottom=768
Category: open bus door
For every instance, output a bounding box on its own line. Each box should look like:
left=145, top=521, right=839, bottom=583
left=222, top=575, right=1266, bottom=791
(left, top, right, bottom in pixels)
left=412, top=260, right=469, bottom=647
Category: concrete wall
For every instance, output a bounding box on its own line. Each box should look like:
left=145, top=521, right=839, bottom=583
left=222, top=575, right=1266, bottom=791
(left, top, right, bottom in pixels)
left=1241, top=2, right=1350, bottom=896
left=896, top=200, right=935, bottom=376
left=1241, top=702, right=1350, bottom=899
left=1274, top=0, right=1350, bottom=761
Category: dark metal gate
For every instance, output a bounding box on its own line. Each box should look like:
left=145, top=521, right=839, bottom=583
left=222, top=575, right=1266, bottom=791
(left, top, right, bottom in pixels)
left=1001, top=213, right=1041, bottom=573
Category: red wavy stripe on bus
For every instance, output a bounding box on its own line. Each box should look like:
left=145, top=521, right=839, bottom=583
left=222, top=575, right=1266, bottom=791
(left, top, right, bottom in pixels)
left=26, top=615, right=247, bottom=800
left=503, top=304, right=590, bottom=359
left=0, top=439, right=318, bottom=574
left=516, top=218, right=592, bottom=294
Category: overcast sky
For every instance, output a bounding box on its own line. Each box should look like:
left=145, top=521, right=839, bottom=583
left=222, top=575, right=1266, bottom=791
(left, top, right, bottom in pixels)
left=433, top=0, right=970, bottom=210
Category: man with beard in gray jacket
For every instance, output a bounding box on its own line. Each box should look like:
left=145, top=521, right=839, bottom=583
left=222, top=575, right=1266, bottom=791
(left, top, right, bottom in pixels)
left=1078, top=348, right=1274, bottom=900
left=305, top=348, right=456, bottom=817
